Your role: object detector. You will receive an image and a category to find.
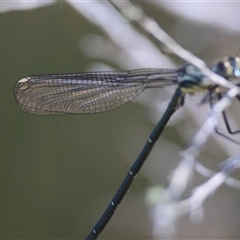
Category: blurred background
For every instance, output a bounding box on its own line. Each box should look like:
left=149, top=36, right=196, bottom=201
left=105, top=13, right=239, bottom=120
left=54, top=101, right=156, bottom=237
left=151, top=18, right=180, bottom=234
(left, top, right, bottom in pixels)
left=1, top=0, right=240, bottom=238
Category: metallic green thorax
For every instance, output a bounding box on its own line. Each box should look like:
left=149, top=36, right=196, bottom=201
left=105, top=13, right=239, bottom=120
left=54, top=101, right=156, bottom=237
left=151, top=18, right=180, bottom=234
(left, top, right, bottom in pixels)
left=179, top=64, right=212, bottom=94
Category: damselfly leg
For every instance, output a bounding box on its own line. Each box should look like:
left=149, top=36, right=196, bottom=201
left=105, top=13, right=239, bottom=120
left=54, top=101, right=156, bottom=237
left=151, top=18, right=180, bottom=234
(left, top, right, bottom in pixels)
left=209, top=91, right=240, bottom=144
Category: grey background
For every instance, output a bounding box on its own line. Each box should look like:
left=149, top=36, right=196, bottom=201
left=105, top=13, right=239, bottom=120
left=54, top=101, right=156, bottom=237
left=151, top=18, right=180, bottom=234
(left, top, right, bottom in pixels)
left=1, top=1, right=240, bottom=239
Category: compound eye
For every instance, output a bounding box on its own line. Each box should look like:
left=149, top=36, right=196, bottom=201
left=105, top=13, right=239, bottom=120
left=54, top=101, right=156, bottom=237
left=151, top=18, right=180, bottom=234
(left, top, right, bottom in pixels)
left=227, top=56, right=235, bottom=65
left=213, top=61, right=227, bottom=77
left=233, top=57, right=240, bottom=77
left=234, top=68, right=240, bottom=77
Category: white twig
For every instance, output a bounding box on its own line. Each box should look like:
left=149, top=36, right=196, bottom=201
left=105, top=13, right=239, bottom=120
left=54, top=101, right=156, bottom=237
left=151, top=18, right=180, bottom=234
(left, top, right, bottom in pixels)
left=109, top=0, right=236, bottom=89
left=151, top=154, right=240, bottom=238
left=163, top=87, right=239, bottom=204
left=195, top=162, right=240, bottom=190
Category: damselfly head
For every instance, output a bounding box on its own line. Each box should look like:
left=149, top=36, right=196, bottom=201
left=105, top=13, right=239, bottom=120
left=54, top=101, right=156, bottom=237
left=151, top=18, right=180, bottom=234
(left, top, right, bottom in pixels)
left=212, top=56, right=240, bottom=79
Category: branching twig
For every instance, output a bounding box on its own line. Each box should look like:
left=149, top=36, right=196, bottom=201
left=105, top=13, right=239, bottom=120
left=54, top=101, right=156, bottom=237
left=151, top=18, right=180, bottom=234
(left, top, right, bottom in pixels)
left=109, top=0, right=236, bottom=89
left=196, top=162, right=240, bottom=190
left=151, top=154, right=240, bottom=238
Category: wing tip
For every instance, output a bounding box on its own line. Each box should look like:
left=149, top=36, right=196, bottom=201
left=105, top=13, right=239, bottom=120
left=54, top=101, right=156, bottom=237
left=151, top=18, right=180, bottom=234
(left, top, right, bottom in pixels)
left=18, top=77, right=29, bottom=83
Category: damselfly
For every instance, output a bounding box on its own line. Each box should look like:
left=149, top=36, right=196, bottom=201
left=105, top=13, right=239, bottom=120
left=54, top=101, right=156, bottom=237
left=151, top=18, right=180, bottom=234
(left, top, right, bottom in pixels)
left=14, top=56, right=240, bottom=239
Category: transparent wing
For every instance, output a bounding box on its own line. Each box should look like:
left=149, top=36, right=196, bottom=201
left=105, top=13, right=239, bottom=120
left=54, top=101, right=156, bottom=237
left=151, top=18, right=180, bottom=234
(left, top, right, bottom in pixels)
left=14, top=68, right=179, bottom=114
